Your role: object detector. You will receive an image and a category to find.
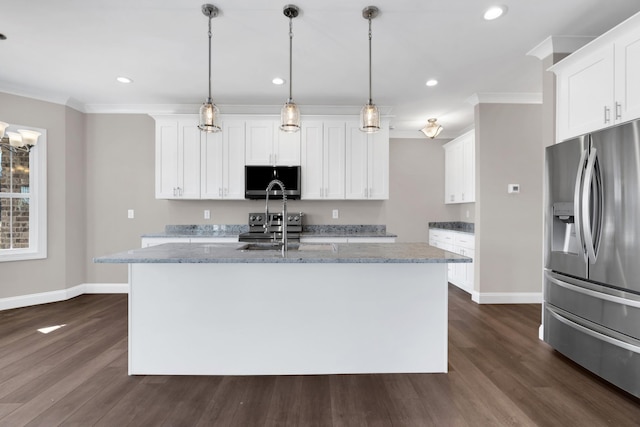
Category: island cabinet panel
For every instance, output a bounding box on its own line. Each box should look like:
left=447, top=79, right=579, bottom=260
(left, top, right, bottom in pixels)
left=245, top=119, right=301, bottom=166
left=155, top=118, right=201, bottom=199
left=345, top=121, right=389, bottom=200
left=201, top=120, right=245, bottom=199
left=554, top=13, right=640, bottom=141
left=128, top=262, right=448, bottom=375
left=301, top=120, right=346, bottom=200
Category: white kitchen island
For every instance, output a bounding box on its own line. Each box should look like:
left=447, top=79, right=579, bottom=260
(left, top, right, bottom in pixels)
left=95, top=242, right=469, bottom=376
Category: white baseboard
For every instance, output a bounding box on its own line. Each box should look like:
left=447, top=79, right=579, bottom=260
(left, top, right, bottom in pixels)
left=471, top=291, right=542, bottom=304
left=0, top=283, right=128, bottom=311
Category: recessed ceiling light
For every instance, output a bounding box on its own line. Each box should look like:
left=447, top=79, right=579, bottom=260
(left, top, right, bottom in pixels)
left=484, top=5, right=507, bottom=20
left=272, top=77, right=285, bottom=85
left=426, top=79, right=438, bottom=87
left=116, top=76, right=133, bottom=84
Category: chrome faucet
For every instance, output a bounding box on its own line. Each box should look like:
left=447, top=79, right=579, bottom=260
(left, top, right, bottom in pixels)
left=265, top=179, right=288, bottom=255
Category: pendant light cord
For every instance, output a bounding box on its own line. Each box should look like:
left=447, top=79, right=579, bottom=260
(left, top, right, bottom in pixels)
left=288, top=16, right=293, bottom=103
left=207, top=15, right=213, bottom=102
left=368, top=16, right=372, bottom=105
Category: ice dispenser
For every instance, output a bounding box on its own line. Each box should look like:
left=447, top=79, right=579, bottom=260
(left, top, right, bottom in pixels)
left=552, top=202, right=579, bottom=253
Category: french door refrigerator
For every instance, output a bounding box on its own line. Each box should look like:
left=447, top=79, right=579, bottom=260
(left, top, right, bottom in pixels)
left=544, top=119, right=640, bottom=399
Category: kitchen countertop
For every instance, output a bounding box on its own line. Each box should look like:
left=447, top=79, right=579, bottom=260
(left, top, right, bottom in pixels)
left=428, top=221, right=474, bottom=234
left=141, top=224, right=397, bottom=239
left=95, top=242, right=469, bottom=264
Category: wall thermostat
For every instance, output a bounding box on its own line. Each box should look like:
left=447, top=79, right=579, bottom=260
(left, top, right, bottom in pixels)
left=508, top=184, right=520, bottom=194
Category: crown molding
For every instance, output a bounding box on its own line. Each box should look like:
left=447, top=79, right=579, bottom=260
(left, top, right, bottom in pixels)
left=527, top=35, right=595, bottom=60
left=466, top=92, right=542, bottom=106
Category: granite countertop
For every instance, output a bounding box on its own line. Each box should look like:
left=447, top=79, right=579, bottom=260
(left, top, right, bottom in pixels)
left=428, top=221, right=474, bottom=234
left=94, top=242, right=469, bottom=264
left=142, top=224, right=397, bottom=239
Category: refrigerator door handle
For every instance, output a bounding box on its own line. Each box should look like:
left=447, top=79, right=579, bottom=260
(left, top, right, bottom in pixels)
left=582, top=147, right=602, bottom=264
left=573, top=147, right=589, bottom=262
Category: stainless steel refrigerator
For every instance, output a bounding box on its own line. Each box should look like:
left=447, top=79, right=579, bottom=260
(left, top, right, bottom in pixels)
left=544, top=119, right=640, bottom=399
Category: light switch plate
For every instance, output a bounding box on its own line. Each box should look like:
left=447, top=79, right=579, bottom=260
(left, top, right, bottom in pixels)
left=128, top=209, right=134, bottom=219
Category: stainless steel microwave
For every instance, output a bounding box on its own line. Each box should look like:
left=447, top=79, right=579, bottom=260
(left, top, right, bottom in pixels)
left=244, top=165, right=301, bottom=199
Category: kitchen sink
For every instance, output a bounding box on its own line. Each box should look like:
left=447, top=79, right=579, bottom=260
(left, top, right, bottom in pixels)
left=238, top=243, right=335, bottom=252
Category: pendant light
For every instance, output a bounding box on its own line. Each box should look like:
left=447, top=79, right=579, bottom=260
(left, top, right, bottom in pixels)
left=360, top=6, right=380, bottom=133
left=420, top=118, right=443, bottom=139
left=198, top=4, right=221, bottom=133
left=280, top=5, right=301, bottom=132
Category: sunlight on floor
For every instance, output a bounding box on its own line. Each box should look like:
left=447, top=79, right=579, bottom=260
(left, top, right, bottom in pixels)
left=37, top=324, right=66, bottom=334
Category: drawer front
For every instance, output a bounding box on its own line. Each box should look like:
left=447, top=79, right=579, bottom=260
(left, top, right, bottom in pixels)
left=544, top=304, right=640, bottom=399
left=545, top=270, right=640, bottom=340
left=453, top=233, right=474, bottom=249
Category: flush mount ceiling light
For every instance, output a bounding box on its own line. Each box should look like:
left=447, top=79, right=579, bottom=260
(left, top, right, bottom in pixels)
left=280, top=5, right=301, bottom=133
left=426, top=79, right=438, bottom=87
left=272, top=77, right=285, bottom=85
left=0, top=121, right=41, bottom=153
left=198, top=4, right=222, bottom=133
left=360, top=6, right=380, bottom=133
left=484, top=5, right=507, bottom=20
left=420, top=118, right=443, bottom=139
left=116, top=76, right=133, bottom=83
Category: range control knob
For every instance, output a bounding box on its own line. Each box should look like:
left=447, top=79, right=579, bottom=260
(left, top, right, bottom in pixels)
left=256, top=215, right=262, bottom=222
left=250, top=215, right=256, bottom=222
left=294, top=215, right=300, bottom=221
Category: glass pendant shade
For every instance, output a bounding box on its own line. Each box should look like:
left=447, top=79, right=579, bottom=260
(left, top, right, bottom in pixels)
left=420, top=118, right=443, bottom=139
left=280, top=100, right=301, bottom=132
left=199, top=100, right=221, bottom=132
left=360, top=102, right=381, bottom=133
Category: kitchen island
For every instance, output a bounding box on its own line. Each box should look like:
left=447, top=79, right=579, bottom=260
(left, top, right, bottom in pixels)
left=95, top=242, right=469, bottom=376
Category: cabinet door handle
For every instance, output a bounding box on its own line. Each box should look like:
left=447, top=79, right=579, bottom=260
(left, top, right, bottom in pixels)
left=615, top=102, right=622, bottom=120
left=604, top=106, right=611, bottom=124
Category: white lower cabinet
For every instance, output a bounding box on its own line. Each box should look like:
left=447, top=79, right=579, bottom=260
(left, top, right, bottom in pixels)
left=429, top=229, right=474, bottom=293
left=141, top=236, right=239, bottom=248
left=300, top=236, right=396, bottom=244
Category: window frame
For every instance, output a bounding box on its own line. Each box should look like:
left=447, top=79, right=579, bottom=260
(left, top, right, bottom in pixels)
left=0, top=125, right=47, bottom=262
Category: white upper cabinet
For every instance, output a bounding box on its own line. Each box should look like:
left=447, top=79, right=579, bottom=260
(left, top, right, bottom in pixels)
left=444, top=130, right=475, bottom=204
left=301, top=120, right=346, bottom=200
left=245, top=119, right=301, bottom=166
left=201, top=120, right=246, bottom=199
left=345, top=121, right=389, bottom=200
left=155, top=117, right=201, bottom=199
left=554, top=13, right=640, bottom=141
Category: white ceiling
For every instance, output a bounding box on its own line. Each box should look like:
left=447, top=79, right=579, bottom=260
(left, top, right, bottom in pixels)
left=2, top=0, right=640, bottom=138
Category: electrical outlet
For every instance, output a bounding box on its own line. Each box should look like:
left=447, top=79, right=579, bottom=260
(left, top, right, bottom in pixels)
left=332, top=209, right=339, bottom=219
left=508, top=184, right=520, bottom=194
left=127, top=209, right=134, bottom=219
left=204, top=210, right=211, bottom=220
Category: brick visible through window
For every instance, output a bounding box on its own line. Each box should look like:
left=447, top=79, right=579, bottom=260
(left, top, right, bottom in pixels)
left=0, top=147, right=30, bottom=249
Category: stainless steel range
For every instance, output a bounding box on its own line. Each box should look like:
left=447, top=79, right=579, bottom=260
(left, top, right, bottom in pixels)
left=238, top=212, right=303, bottom=243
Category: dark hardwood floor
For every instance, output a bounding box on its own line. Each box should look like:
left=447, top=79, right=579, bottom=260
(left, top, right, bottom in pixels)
left=0, top=285, right=638, bottom=426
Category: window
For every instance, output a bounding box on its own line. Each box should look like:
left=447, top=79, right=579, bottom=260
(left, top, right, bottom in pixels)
left=0, top=126, right=47, bottom=262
